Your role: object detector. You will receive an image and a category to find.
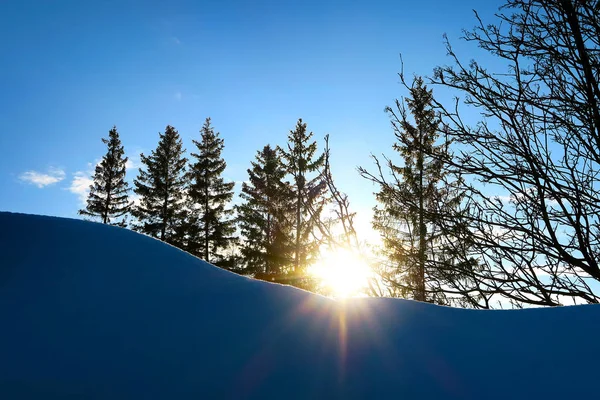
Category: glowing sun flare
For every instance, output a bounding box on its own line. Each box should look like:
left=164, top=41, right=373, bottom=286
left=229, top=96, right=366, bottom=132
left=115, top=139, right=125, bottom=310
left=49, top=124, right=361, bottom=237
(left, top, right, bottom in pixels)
left=311, top=249, right=371, bottom=297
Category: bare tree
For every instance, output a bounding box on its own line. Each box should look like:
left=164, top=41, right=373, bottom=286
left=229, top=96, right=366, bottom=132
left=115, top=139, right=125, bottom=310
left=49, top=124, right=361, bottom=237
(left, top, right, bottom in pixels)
left=430, top=0, right=600, bottom=307
left=311, top=135, right=360, bottom=250
left=304, top=135, right=391, bottom=296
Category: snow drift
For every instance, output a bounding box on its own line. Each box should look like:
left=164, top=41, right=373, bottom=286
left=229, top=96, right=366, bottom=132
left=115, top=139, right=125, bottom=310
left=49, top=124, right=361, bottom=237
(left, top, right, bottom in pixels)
left=1, top=212, right=599, bottom=399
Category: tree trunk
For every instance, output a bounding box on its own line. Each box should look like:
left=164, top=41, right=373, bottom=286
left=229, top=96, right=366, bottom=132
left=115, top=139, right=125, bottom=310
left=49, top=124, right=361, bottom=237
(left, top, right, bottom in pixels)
left=161, top=193, right=167, bottom=241
left=266, top=212, right=271, bottom=274
left=204, top=183, right=209, bottom=263
left=295, top=193, right=301, bottom=273
left=103, top=171, right=112, bottom=225
left=417, top=130, right=426, bottom=302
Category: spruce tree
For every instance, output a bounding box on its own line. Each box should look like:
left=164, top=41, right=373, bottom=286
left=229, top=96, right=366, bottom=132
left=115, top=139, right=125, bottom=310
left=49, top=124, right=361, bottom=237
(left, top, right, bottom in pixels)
left=79, top=126, right=131, bottom=226
left=236, top=145, right=293, bottom=276
left=187, top=118, right=236, bottom=264
left=133, top=125, right=187, bottom=244
left=360, top=77, right=469, bottom=303
left=279, top=119, right=326, bottom=274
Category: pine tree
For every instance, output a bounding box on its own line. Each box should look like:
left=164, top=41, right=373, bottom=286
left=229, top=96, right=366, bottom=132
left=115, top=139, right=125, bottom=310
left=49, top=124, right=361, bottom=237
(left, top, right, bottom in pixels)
left=132, top=125, right=187, bottom=244
left=187, top=118, right=236, bottom=265
left=361, top=77, right=469, bottom=303
left=79, top=126, right=131, bottom=226
left=236, top=145, right=293, bottom=276
left=279, top=119, right=326, bottom=274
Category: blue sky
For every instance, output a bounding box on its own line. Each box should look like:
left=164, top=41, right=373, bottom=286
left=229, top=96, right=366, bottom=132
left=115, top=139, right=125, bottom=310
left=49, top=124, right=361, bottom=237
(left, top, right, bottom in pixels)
left=0, top=0, right=504, bottom=237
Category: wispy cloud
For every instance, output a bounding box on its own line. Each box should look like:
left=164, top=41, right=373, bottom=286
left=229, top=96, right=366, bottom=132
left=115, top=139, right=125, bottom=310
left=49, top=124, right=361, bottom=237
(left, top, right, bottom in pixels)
left=171, top=36, right=181, bottom=45
left=174, top=91, right=182, bottom=101
left=125, top=156, right=140, bottom=171
left=493, top=195, right=512, bottom=204
left=19, top=167, right=65, bottom=188
left=69, top=171, right=93, bottom=204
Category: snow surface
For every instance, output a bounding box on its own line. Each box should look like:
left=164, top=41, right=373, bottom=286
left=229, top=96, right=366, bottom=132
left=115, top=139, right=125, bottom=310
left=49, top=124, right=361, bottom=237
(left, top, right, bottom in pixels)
left=1, top=212, right=599, bottom=399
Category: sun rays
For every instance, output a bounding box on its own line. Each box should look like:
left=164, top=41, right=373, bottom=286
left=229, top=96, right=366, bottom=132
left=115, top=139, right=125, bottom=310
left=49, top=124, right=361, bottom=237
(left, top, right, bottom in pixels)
left=310, top=248, right=372, bottom=298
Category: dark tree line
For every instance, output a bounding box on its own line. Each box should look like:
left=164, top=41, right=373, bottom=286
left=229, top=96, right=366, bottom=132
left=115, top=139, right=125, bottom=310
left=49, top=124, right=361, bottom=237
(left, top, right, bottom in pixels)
left=80, top=118, right=331, bottom=289
left=81, top=119, right=238, bottom=268
left=235, top=119, right=327, bottom=289
left=79, top=0, right=600, bottom=306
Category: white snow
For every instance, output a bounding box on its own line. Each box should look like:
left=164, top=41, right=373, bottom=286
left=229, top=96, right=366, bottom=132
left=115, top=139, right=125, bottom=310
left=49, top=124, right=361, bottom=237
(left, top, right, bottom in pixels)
left=0, top=212, right=598, bottom=399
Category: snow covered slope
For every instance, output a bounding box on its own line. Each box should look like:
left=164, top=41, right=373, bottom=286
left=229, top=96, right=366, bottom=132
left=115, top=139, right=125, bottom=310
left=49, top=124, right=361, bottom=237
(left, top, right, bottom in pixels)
left=1, top=212, right=599, bottom=399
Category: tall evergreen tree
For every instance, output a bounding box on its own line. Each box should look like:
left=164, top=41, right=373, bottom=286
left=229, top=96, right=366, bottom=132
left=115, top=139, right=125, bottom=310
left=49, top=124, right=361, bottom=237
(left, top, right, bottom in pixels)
left=360, top=77, right=472, bottom=303
left=279, top=119, right=326, bottom=273
left=133, top=125, right=187, bottom=244
left=79, top=126, right=131, bottom=226
left=236, top=145, right=293, bottom=276
left=187, top=118, right=236, bottom=264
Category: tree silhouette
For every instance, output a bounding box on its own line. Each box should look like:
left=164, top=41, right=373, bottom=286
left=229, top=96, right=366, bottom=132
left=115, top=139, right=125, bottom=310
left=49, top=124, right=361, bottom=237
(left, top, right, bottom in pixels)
left=237, top=145, right=293, bottom=276
left=187, top=118, right=236, bottom=265
left=279, top=119, right=327, bottom=274
left=79, top=126, right=131, bottom=226
left=360, top=77, right=477, bottom=305
left=133, top=125, right=187, bottom=244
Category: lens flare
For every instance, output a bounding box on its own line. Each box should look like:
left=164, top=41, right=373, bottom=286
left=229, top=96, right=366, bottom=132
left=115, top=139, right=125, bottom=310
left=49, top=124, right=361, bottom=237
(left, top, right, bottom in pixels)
left=311, top=248, right=372, bottom=297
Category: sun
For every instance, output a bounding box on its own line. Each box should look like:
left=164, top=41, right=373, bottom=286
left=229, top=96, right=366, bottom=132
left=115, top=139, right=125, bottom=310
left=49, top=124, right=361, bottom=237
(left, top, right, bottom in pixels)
left=310, top=248, right=372, bottom=298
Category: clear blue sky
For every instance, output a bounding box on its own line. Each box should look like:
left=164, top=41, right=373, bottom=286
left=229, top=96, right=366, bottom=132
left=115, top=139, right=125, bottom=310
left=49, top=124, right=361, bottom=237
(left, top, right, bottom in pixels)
left=0, top=0, right=503, bottom=236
